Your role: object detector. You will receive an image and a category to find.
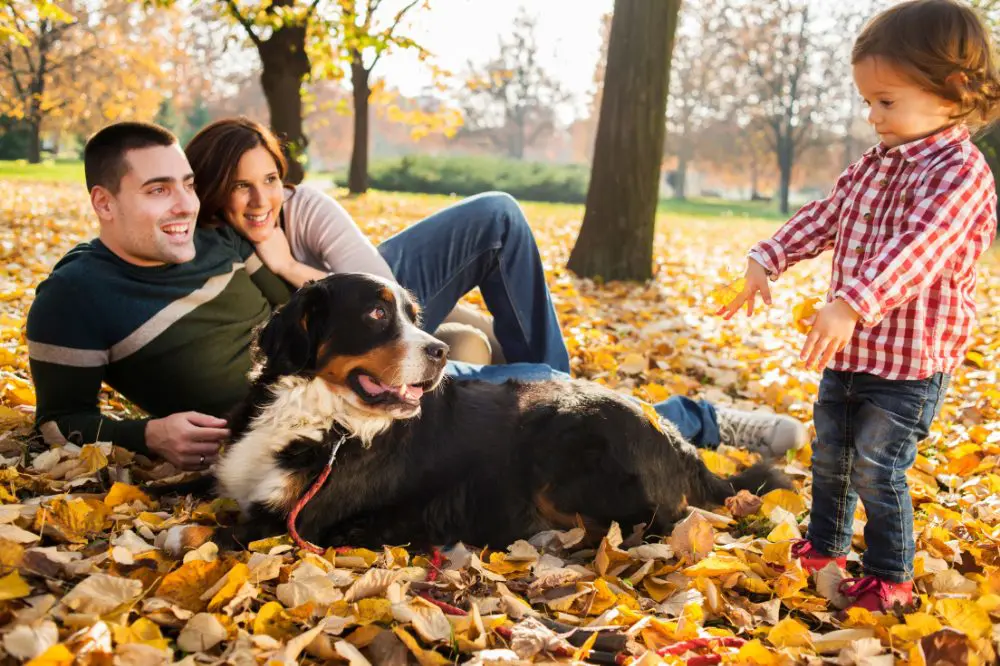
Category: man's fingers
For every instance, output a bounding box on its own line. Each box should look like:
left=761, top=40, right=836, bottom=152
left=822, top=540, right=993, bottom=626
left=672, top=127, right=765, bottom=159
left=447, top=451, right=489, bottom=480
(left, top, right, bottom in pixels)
left=191, top=427, right=231, bottom=443
left=801, top=329, right=819, bottom=363
left=746, top=291, right=756, bottom=317
left=807, top=339, right=832, bottom=371
left=818, top=343, right=838, bottom=370
left=761, top=281, right=772, bottom=306
left=186, top=412, right=229, bottom=428
left=179, top=440, right=227, bottom=456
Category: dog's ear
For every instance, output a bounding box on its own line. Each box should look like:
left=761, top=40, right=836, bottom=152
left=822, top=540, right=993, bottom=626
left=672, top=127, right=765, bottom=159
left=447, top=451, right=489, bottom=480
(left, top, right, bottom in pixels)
left=254, top=284, right=327, bottom=380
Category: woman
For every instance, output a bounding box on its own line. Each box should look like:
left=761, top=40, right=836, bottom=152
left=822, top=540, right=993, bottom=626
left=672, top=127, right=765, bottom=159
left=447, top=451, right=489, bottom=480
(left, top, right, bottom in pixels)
left=183, top=117, right=807, bottom=456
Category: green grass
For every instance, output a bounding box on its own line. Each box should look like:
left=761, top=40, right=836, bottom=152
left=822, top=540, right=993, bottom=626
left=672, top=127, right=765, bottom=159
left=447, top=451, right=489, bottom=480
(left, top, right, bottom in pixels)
left=657, top=196, right=799, bottom=221
left=0, top=159, right=84, bottom=183
left=4, top=161, right=792, bottom=225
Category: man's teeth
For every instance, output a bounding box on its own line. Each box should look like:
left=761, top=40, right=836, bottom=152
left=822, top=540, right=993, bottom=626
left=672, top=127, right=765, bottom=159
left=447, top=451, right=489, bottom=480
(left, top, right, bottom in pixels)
left=162, top=224, right=189, bottom=234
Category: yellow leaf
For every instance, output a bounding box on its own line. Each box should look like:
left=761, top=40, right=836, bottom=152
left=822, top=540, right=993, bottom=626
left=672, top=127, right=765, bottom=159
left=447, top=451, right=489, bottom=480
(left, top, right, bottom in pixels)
left=935, top=598, right=991, bottom=639
left=104, top=483, right=152, bottom=509
left=111, top=618, right=170, bottom=650
left=393, top=626, right=451, bottom=666
left=735, top=638, right=780, bottom=665
left=25, top=644, right=74, bottom=666
left=248, top=534, right=292, bottom=553
left=33, top=497, right=110, bottom=544
left=683, top=553, right=749, bottom=577
left=766, top=521, right=801, bottom=542
left=890, top=613, right=942, bottom=642
left=0, top=570, right=31, bottom=600
left=640, top=401, right=666, bottom=435
left=354, top=597, right=393, bottom=624
left=773, top=561, right=809, bottom=598
left=78, top=444, right=108, bottom=474
left=0, top=537, right=25, bottom=568
left=154, top=559, right=227, bottom=612
left=760, top=488, right=807, bottom=516
left=701, top=450, right=738, bottom=476
left=792, top=296, right=822, bottom=334
left=762, top=541, right=793, bottom=567
left=207, top=562, right=249, bottom=611
left=707, top=277, right=746, bottom=310
left=768, top=616, right=812, bottom=648
left=964, top=349, right=986, bottom=368
left=252, top=600, right=298, bottom=640
left=841, top=606, right=880, bottom=628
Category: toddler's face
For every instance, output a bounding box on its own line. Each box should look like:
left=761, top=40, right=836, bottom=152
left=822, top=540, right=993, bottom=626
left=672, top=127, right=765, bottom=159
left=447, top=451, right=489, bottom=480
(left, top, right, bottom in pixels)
left=853, top=56, right=958, bottom=148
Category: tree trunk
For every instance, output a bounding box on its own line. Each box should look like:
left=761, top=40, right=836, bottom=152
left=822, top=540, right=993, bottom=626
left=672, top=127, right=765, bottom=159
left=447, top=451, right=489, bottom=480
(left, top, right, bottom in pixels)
left=348, top=54, right=371, bottom=195
left=777, top=132, right=793, bottom=215
left=674, top=149, right=688, bottom=200
left=567, top=0, right=681, bottom=282
left=257, top=23, right=310, bottom=185
left=27, top=119, right=42, bottom=164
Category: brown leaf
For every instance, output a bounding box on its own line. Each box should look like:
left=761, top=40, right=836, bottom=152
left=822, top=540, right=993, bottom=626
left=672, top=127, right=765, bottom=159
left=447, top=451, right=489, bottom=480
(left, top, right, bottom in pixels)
left=725, top=490, right=763, bottom=518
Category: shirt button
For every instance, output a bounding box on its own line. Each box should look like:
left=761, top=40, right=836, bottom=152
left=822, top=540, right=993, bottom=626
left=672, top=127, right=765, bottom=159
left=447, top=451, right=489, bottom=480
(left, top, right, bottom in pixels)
left=854, top=246, right=864, bottom=254
left=863, top=212, right=872, bottom=221
left=878, top=179, right=889, bottom=187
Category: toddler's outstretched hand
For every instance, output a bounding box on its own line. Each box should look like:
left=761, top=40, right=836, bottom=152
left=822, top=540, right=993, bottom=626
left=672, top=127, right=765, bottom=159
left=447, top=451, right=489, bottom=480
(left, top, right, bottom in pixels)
left=718, top=258, right=772, bottom=319
left=801, top=299, right=860, bottom=371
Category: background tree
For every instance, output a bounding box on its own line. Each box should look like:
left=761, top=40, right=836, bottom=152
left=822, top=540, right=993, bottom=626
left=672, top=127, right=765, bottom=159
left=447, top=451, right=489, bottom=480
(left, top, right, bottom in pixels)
left=664, top=0, right=735, bottom=200
left=567, top=0, right=681, bottom=282
left=333, top=0, right=435, bottom=194
left=1, top=0, right=181, bottom=162
left=457, top=8, right=571, bottom=161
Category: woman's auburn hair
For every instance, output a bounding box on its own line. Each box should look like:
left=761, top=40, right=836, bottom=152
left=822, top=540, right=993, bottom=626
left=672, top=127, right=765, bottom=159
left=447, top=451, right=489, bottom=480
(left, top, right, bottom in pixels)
left=185, top=117, right=290, bottom=228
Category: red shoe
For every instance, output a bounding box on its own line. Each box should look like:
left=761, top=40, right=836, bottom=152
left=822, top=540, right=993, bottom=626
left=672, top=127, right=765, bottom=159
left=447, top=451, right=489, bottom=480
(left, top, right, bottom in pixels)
left=838, top=576, right=913, bottom=612
left=791, top=539, right=847, bottom=574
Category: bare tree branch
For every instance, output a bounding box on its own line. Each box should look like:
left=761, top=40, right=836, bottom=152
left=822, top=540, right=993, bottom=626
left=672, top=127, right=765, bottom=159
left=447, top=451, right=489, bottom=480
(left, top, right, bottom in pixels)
left=367, top=0, right=421, bottom=71
left=222, top=0, right=262, bottom=47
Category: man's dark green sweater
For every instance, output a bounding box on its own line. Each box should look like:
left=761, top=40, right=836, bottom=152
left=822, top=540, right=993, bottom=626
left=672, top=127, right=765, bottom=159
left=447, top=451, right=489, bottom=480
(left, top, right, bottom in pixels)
left=26, top=226, right=292, bottom=454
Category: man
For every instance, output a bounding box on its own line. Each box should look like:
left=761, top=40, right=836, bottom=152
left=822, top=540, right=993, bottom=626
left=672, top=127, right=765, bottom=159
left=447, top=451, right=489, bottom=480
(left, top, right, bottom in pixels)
left=27, top=122, right=805, bottom=470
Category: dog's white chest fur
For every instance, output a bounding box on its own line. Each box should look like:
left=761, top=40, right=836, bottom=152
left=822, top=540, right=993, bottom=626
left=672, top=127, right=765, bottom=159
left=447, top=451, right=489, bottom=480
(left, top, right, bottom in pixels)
left=215, top=376, right=393, bottom=512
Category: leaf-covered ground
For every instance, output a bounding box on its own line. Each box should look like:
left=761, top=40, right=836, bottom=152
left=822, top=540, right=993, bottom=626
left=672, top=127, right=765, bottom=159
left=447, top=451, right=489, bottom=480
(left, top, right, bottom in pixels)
left=0, top=180, right=998, bottom=665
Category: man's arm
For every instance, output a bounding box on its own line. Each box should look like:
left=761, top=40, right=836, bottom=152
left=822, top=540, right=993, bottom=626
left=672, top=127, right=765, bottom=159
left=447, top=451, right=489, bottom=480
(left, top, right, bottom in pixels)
left=27, top=276, right=152, bottom=452
left=27, top=277, right=229, bottom=467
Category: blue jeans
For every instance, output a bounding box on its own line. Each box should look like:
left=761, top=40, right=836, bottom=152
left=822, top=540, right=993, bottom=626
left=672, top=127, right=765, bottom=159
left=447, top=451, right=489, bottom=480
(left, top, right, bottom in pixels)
left=807, top=369, right=949, bottom=582
left=378, top=192, right=571, bottom=372
left=377, top=192, right=724, bottom=449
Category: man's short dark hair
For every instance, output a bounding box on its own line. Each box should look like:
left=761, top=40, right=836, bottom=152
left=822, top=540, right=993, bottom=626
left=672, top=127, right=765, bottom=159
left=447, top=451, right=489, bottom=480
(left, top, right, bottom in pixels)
left=84, top=122, right=178, bottom=194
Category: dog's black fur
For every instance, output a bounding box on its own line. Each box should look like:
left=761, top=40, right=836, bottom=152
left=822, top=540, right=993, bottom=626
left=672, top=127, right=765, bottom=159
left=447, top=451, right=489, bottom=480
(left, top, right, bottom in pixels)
left=218, top=274, right=790, bottom=549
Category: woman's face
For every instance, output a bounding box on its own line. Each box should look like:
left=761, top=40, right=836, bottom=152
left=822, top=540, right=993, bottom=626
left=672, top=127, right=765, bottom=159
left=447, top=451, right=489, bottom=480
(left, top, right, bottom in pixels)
left=222, top=145, right=285, bottom=243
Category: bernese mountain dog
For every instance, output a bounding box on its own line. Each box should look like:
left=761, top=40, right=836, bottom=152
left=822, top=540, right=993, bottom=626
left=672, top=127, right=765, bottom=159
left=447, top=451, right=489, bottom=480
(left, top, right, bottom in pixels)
left=215, top=273, right=789, bottom=550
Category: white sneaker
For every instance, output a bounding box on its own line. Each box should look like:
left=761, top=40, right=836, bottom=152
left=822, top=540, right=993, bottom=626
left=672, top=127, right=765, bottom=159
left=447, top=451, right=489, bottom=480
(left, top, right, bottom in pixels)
left=715, top=406, right=808, bottom=457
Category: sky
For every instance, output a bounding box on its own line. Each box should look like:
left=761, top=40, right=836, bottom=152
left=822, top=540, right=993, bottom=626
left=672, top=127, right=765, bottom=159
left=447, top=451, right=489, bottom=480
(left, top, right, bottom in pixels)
left=373, top=0, right=615, bottom=117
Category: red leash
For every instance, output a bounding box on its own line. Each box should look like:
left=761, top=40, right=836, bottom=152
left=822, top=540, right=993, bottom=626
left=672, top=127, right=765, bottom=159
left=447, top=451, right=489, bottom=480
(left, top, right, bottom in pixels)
left=287, top=435, right=347, bottom=554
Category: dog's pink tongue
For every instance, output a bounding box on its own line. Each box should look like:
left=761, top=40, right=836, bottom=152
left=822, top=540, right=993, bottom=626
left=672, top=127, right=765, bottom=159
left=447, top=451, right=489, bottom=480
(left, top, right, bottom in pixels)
left=358, top=374, right=389, bottom=395
left=399, top=384, right=424, bottom=401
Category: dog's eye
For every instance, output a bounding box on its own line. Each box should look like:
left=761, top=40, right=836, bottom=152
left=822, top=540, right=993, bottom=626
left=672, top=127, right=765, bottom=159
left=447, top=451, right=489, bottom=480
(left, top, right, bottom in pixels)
left=368, top=306, right=387, bottom=321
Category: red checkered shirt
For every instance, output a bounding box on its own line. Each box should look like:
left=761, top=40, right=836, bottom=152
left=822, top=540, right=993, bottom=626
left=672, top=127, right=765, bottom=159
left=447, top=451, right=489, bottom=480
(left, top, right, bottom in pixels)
left=749, top=125, right=997, bottom=380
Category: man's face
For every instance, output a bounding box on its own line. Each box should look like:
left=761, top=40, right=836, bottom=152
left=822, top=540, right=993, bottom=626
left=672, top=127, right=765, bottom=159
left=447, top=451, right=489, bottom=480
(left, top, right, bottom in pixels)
left=93, top=144, right=199, bottom=266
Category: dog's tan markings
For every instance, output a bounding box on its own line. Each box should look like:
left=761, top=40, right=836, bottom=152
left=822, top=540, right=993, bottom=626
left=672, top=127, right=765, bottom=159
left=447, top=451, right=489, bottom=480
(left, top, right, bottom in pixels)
left=534, top=485, right=582, bottom=530
left=316, top=342, right=410, bottom=387
left=380, top=287, right=395, bottom=306
left=405, top=302, right=420, bottom=323
left=278, top=472, right=309, bottom=511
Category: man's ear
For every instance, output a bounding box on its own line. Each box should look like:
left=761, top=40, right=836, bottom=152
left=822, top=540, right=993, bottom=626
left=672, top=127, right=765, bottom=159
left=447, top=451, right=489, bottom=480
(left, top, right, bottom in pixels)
left=254, top=284, right=325, bottom=380
left=91, top=186, right=115, bottom=222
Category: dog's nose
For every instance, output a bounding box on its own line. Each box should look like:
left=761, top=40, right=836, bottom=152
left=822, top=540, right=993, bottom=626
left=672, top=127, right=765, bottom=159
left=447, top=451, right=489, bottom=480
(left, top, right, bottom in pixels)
left=424, top=340, right=449, bottom=361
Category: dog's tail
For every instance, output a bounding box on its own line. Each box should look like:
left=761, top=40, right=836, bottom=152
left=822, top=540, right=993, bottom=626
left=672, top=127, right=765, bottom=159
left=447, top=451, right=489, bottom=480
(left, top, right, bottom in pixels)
left=691, top=461, right=791, bottom=508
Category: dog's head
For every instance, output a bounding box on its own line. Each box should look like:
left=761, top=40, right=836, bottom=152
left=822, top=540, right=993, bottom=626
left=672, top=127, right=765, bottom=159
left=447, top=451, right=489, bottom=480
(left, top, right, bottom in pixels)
left=254, top=273, right=449, bottom=419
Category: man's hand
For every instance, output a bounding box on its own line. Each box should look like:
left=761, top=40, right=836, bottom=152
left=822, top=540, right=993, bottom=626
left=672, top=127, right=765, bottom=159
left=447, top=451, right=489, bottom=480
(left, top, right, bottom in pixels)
left=718, top=258, right=772, bottom=319
left=146, top=412, right=230, bottom=470
left=253, top=227, right=295, bottom=277
left=801, top=299, right=860, bottom=371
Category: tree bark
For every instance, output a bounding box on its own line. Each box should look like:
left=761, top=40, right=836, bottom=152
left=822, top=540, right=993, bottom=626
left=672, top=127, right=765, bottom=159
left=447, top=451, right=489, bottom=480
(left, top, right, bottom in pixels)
left=257, top=23, right=310, bottom=185
left=567, top=0, right=681, bottom=282
left=777, top=129, right=793, bottom=215
left=348, top=53, right=371, bottom=194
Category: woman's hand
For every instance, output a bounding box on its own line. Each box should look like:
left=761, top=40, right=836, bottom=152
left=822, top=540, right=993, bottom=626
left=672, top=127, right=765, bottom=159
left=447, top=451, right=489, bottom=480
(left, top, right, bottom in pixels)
left=253, top=226, right=296, bottom=277
left=717, top=258, right=772, bottom=319
left=800, top=299, right=860, bottom=371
